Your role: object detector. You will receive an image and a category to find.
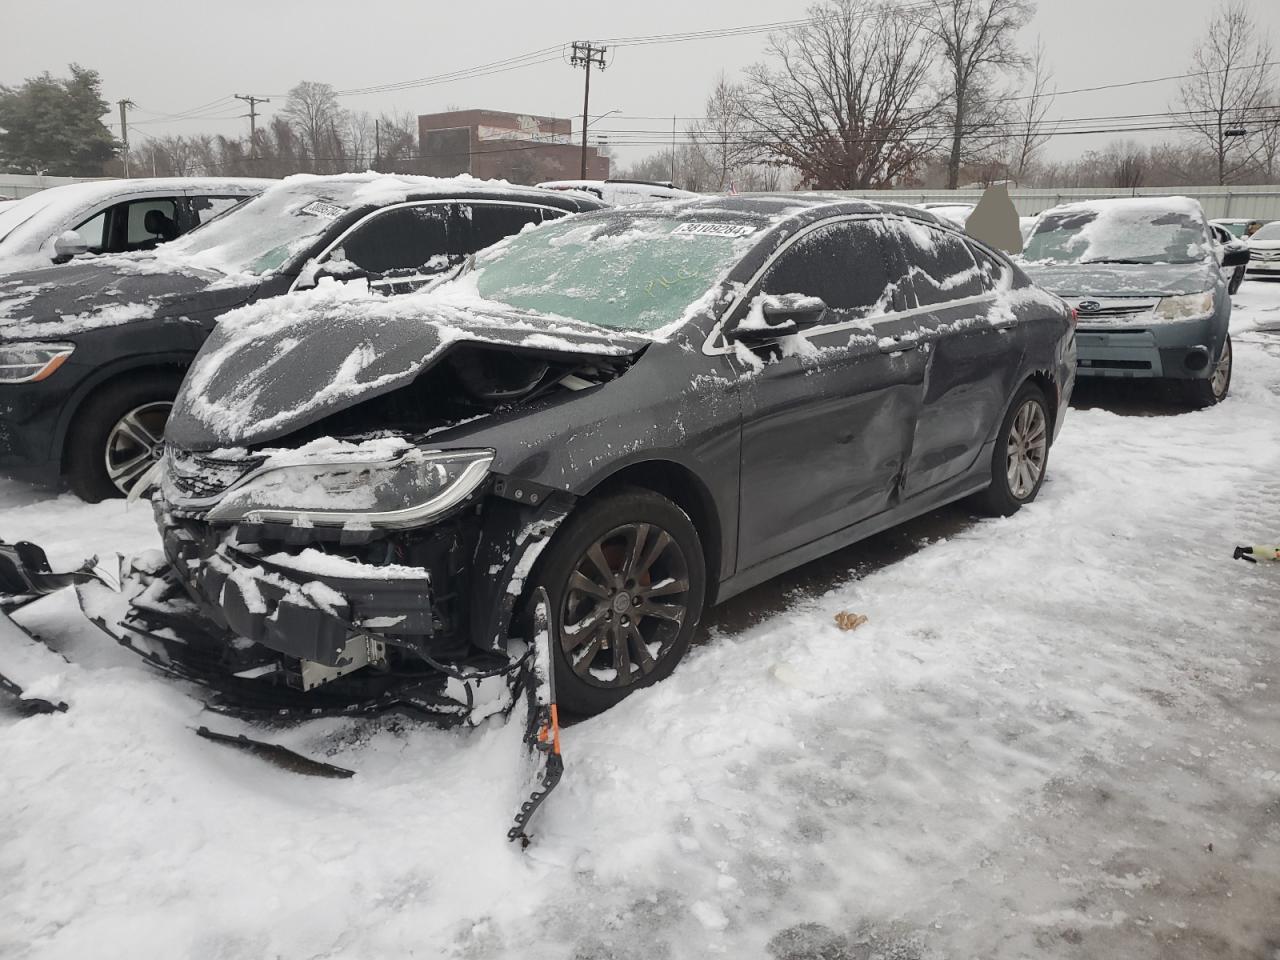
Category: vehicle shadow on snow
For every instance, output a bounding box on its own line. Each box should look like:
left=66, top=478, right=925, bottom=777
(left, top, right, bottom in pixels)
left=1068, top=378, right=1198, bottom=418
left=703, top=501, right=976, bottom=638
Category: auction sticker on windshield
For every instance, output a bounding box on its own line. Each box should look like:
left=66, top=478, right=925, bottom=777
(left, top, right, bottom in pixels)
left=300, top=200, right=346, bottom=220
left=672, top=222, right=758, bottom=239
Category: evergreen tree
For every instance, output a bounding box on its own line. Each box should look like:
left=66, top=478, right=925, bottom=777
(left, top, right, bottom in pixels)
left=0, top=64, right=118, bottom=176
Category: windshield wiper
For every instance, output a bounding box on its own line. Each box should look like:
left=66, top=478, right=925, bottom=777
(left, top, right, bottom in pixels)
left=1078, top=258, right=1156, bottom=265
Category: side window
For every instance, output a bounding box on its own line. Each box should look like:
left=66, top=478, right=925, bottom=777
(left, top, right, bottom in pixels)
left=189, top=195, right=244, bottom=226
left=759, top=220, right=894, bottom=317
left=71, top=211, right=107, bottom=252
left=337, top=205, right=457, bottom=274
left=968, top=243, right=1014, bottom=292
left=893, top=220, right=985, bottom=306
left=464, top=204, right=548, bottom=252
left=124, top=198, right=180, bottom=246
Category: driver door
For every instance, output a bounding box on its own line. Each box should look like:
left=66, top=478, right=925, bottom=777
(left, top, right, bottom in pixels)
left=732, top=217, right=926, bottom=571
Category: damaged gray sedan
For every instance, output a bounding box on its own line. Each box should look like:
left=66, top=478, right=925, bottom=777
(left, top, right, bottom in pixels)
left=114, top=194, right=1074, bottom=725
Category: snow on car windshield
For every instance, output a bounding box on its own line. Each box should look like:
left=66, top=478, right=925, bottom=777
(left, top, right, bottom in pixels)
left=159, top=178, right=363, bottom=277
left=472, top=213, right=764, bottom=332
left=1022, top=198, right=1209, bottom=266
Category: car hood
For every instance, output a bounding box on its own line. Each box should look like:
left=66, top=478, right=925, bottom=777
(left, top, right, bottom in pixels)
left=166, top=286, right=652, bottom=450
left=0, top=258, right=258, bottom=339
left=1018, top=260, right=1217, bottom=298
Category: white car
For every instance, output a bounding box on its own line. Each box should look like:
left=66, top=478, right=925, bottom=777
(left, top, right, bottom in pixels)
left=0, top=177, right=271, bottom=272
left=536, top=178, right=698, bottom=206
left=1245, top=220, right=1280, bottom=277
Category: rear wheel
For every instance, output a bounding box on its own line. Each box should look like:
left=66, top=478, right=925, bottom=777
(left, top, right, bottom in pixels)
left=973, top=382, right=1051, bottom=517
left=1183, top=335, right=1231, bottom=408
left=65, top=374, right=180, bottom=502
left=531, top=489, right=706, bottom=716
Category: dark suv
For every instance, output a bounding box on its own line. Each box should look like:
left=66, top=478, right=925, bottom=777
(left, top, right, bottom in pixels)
left=0, top=175, right=603, bottom=500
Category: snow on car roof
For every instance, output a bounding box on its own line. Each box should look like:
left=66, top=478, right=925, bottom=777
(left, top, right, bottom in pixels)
left=1038, top=195, right=1206, bottom=220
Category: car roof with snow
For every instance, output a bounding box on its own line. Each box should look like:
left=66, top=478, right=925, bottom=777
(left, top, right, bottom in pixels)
left=0, top=176, right=274, bottom=266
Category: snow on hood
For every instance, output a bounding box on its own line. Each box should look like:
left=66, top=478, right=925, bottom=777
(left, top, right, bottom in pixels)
left=0, top=259, right=255, bottom=339
left=166, top=279, right=652, bottom=450
left=1018, top=259, right=1217, bottom=298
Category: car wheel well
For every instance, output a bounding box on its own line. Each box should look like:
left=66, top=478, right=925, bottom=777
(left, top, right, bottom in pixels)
left=1025, top=370, right=1058, bottom=443
left=587, top=460, right=722, bottom=606
left=60, top=363, right=187, bottom=470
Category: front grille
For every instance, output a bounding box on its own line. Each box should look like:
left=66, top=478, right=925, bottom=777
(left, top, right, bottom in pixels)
left=1252, top=249, right=1280, bottom=262
left=164, top=448, right=263, bottom=502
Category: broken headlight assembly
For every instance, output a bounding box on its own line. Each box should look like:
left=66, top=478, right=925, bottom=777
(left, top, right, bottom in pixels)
left=0, top=341, right=75, bottom=383
left=1152, top=292, right=1214, bottom=321
left=205, top=447, right=494, bottom=529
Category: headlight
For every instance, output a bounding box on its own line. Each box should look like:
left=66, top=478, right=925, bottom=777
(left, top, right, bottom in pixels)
left=206, top=448, right=494, bottom=528
left=0, top=342, right=75, bottom=383
left=1153, top=292, right=1214, bottom=321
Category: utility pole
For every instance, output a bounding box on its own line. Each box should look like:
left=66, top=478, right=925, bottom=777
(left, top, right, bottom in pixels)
left=671, top=115, right=676, bottom=184
left=374, top=118, right=381, bottom=172
left=569, top=42, right=607, bottom=179
left=117, top=99, right=135, bottom=177
left=234, top=94, right=270, bottom=160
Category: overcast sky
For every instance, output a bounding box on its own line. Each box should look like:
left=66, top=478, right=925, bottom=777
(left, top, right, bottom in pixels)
left=6, top=0, right=1280, bottom=170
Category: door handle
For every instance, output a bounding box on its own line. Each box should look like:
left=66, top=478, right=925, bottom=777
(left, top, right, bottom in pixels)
left=878, top=336, right=919, bottom=354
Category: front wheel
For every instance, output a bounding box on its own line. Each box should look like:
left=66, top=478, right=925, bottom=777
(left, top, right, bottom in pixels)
left=1183, top=335, right=1232, bottom=408
left=65, top=374, right=180, bottom=502
left=531, top=489, right=707, bottom=717
left=973, top=382, right=1051, bottom=517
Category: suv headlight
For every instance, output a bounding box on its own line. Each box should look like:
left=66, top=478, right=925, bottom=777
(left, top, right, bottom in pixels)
left=0, top=342, right=75, bottom=383
left=1152, top=292, right=1214, bottom=321
left=206, top=448, right=494, bottom=528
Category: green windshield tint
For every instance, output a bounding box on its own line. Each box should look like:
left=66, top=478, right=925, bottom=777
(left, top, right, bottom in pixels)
left=474, top=215, right=759, bottom=331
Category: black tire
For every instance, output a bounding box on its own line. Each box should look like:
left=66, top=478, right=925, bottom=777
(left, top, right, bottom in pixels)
left=65, top=373, right=181, bottom=502
left=530, top=489, right=707, bottom=717
left=1183, top=335, right=1232, bottom=409
left=973, top=382, right=1051, bottom=517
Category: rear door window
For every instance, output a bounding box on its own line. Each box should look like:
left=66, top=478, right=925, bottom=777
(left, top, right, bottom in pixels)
left=892, top=221, right=985, bottom=305
left=189, top=195, right=245, bottom=227
left=968, top=243, right=1014, bottom=292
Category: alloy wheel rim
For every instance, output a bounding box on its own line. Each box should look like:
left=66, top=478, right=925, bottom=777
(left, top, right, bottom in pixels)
left=104, top=401, right=171, bottom=495
left=559, top=521, right=690, bottom=689
left=1211, top=338, right=1232, bottom=399
left=1006, top=399, right=1048, bottom=500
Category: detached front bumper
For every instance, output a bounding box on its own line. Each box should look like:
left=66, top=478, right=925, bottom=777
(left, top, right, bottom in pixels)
left=1075, top=316, right=1224, bottom=381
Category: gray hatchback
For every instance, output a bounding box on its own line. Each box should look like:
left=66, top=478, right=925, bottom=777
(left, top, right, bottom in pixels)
left=1021, top=197, right=1245, bottom=407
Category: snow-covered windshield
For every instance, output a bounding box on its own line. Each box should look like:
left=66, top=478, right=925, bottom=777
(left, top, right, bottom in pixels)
left=0, top=192, right=54, bottom=246
left=473, top=213, right=762, bottom=332
left=1252, top=221, right=1280, bottom=241
left=1023, top=200, right=1209, bottom=266
left=162, top=182, right=356, bottom=277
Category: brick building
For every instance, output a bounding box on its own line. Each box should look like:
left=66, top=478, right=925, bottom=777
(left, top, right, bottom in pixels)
left=418, top=109, right=609, bottom=185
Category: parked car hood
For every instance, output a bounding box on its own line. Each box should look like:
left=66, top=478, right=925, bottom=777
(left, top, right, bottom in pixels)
left=166, top=288, right=652, bottom=450
left=0, top=258, right=259, bottom=340
left=1019, top=260, right=1217, bottom=298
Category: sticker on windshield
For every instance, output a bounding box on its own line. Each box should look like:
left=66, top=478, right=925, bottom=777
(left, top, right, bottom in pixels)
left=299, top=200, right=346, bottom=220
left=673, top=222, right=758, bottom=239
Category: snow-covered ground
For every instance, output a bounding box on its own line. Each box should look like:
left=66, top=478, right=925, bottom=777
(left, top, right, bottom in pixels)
left=3, top=283, right=1280, bottom=960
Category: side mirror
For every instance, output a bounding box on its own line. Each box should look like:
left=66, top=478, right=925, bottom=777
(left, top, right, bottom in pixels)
left=295, top=256, right=381, bottom=290
left=51, top=231, right=90, bottom=264
left=1222, top=245, right=1251, bottom=268
left=735, top=294, right=828, bottom=343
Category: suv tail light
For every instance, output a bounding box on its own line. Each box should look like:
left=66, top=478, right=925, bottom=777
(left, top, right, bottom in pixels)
left=1069, top=307, right=1078, bottom=330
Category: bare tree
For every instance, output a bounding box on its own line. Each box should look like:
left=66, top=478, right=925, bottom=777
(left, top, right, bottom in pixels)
left=282, top=80, right=345, bottom=172
left=742, top=0, right=942, bottom=189
left=688, top=74, right=758, bottom=191
left=1005, top=38, right=1056, bottom=183
left=1174, top=0, right=1274, bottom=185
left=375, top=110, right=420, bottom=172
left=926, top=0, right=1034, bottom=189
left=1248, top=95, right=1280, bottom=180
